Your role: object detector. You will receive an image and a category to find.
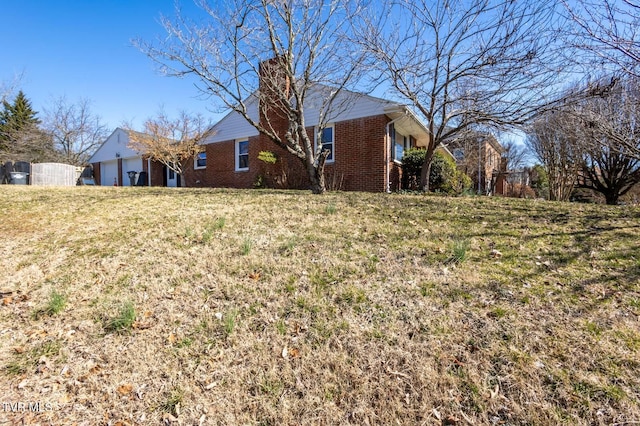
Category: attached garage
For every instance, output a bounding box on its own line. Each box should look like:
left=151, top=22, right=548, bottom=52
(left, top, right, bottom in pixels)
left=89, top=128, right=176, bottom=187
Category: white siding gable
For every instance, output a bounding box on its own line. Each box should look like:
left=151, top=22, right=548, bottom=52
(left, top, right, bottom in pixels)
left=204, top=98, right=260, bottom=144
left=302, top=86, right=398, bottom=125
left=202, top=86, right=402, bottom=145
left=89, top=128, right=144, bottom=163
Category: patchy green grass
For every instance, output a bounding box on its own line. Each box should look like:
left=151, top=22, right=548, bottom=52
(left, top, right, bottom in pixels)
left=32, top=290, right=67, bottom=319
left=0, top=186, right=639, bottom=425
left=104, top=301, right=136, bottom=333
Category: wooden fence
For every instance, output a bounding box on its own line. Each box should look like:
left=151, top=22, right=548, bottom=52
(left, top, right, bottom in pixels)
left=31, top=163, right=79, bottom=186
left=1, top=161, right=89, bottom=186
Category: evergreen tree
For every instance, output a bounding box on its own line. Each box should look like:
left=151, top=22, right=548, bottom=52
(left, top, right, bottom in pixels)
left=0, top=91, right=55, bottom=162
left=0, top=90, right=40, bottom=134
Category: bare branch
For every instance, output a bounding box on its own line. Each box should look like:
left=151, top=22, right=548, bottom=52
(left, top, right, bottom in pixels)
left=562, top=0, right=640, bottom=78
left=43, top=97, right=109, bottom=165
left=136, top=0, right=368, bottom=193
left=356, top=0, right=567, bottom=190
left=126, top=110, right=214, bottom=183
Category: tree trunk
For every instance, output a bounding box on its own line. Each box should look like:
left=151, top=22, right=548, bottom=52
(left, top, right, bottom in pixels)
left=420, top=148, right=435, bottom=192
left=605, top=192, right=619, bottom=205
left=310, top=173, right=326, bottom=194
left=307, top=156, right=327, bottom=195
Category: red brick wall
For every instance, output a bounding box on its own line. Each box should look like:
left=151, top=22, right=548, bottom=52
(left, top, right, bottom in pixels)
left=181, top=113, right=395, bottom=192
left=91, top=162, right=101, bottom=186
left=149, top=160, right=164, bottom=186
left=117, top=159, right=123, bottom=186
left=329, top=115, right=389, bottom=192
left=183, top=137, right=260, bottom=189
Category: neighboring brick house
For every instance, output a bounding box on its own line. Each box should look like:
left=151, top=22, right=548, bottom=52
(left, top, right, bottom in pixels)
left=447, top=133, right=505, bottom=195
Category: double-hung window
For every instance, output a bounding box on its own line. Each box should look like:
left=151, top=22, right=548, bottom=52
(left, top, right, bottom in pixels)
left=391, top=124, right=409, bottom=162
left=236, top=139, right=249, bottom=171
left=194, top=151, right=206, bottom=169
left=317, top=125, right=335, bottom=163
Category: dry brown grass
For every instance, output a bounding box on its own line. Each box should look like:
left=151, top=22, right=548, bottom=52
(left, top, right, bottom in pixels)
left=0, top=186, right=639, bottom=425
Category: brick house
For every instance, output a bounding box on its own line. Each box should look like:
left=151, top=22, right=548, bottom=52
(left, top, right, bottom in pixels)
left=90, top=66, right=451, bottom=192
left=447, top=133, right=505, bottom=195
left=181, top=82, right=448, bottom=192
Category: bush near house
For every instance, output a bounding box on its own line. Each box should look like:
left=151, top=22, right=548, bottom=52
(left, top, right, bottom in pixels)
left=403, top=148, right=471, bottom=194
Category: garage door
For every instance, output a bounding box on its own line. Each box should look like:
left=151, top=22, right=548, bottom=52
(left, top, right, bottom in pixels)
left=101, top=160, right=118, bottom=186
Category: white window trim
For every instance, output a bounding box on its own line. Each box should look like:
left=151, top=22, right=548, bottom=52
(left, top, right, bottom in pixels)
left=235, top=139, right=249, bottom=171
left=392, top=125, right=408, bottom=164
left=314, top=124, right=335, bottom=164
left=194, top=150, right=206, bottom=170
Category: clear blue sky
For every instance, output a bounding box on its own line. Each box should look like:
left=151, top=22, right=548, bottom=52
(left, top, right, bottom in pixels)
left=1, top=1, right=221, bottom=130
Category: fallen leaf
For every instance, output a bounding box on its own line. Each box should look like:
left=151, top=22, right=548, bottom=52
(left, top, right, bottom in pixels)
left=135, top=384, right=147, bottom=400
left=444, top=415, right=460, bottom=425
left=248, top=271, right=261, bottom=281
left=288, top=347, right=300, bottom=358
left=12, top=346, right=25, bottom=354
left=117, top=383, right=133, bottom=396
left=133, top=321, right=152, bottom=330
left=489, top=384, right=499, bottom=399
left=3, top=296, right=12, bottom=305
left=168, top=333, right=176, bottom=344
left=59, top=394, right=71, bottom=404
left=490, top=249, right=503, bottom=258
left=432, top=408, right=442, bottom=420
left=162, top=412, right=178, bottom=423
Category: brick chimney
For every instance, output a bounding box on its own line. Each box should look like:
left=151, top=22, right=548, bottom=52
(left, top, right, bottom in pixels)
left=258, top=56, right=291, bottom=137
left=256, top=57, right=309, bottom=188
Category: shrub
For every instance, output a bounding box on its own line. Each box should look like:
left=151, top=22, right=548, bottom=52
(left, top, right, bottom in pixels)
left=401, top=148, right=426, bottom=189
left=402, top=149, right=471, bottom=194
left=430, top=152, right=472, bottom=195
left=530, top=164, right=549, bottom=199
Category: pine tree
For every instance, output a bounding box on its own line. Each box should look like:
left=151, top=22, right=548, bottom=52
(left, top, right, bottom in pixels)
left=0, top=90, right=40, bottom=134
left=0, top=91, right=55, bottom=162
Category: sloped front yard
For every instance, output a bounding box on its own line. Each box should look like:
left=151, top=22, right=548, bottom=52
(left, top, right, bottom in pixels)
left=1, top=187, right=639, bottom=425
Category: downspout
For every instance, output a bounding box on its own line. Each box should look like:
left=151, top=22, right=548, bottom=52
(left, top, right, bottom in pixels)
left=385, top=111, right=408, bottom=193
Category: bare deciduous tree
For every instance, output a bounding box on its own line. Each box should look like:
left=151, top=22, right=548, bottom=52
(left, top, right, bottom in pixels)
left=575, top=76, right=640, bottom=162
left=43, top=97, right=109, bottom=166
left=357, top=0, right=566, bottom=190
left=526, top=110, right=580, bottom=202
left=569, top=76, right=640, bottom=204
left=137, top=0, right=366, bottom=194
left=562, top=0, right=640, bottom=78
left=126, top=111, right=212, bottom=186
left=501, top=140, right=529, bottom=171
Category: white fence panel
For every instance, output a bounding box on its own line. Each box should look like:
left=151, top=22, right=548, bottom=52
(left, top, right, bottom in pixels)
left=31, top=163, right=78, bottom=186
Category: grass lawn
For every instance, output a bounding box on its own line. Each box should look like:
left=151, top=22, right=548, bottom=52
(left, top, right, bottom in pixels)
left=0, top=186, right=639, bottom=425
